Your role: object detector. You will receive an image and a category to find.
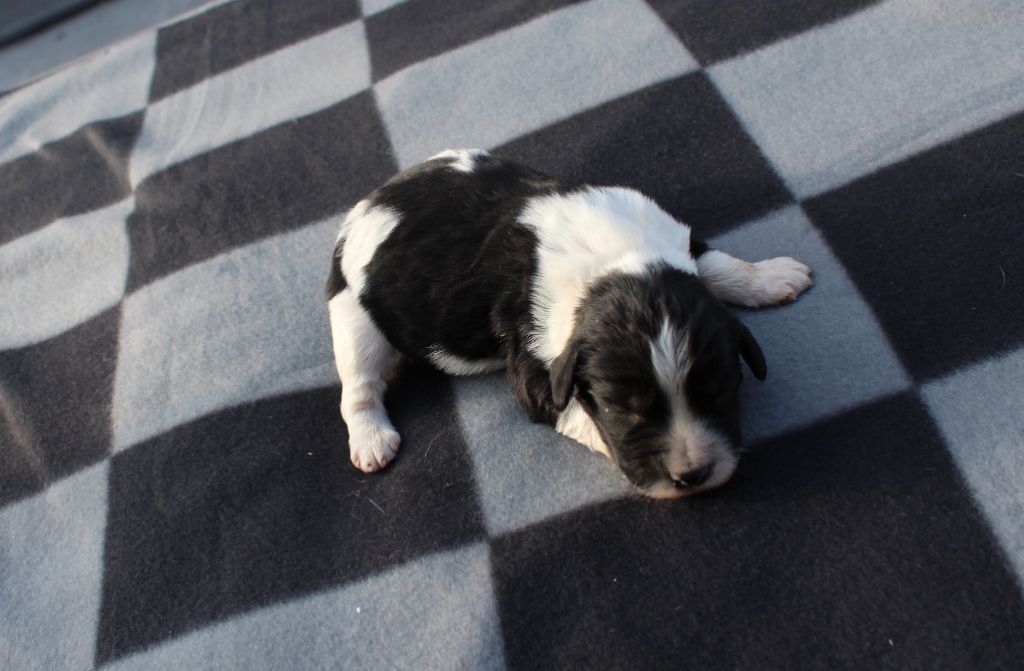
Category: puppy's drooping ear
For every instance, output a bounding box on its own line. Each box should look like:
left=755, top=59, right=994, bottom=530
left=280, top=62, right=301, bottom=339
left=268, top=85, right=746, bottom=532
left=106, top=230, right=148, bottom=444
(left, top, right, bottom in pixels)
left=735, top=321, right=767, bottom=381
left=549, top=342, right=580, bottom=410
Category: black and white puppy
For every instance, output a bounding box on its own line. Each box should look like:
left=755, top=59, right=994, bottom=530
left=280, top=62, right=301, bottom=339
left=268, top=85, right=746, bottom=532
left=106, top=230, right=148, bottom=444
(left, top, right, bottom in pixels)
left=325, top=149, right=812, bottom=499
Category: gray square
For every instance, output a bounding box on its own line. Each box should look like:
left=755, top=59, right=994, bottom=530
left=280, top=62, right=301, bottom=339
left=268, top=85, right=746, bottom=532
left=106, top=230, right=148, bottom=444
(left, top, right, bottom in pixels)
left=709, top=205, right=911, bottom=443
left=112, top=219, right=338, bottom=451
left=0, top=198, right=131, bottom=349
left=103, top=542, right=505, bottom=671
left=709, top=0, right=1024, bottom=198
left=452, top=373, right=632, bottom=536
left=0, top=463, right=109, bottom=671
left=922, top=347, right=1024, bottom=588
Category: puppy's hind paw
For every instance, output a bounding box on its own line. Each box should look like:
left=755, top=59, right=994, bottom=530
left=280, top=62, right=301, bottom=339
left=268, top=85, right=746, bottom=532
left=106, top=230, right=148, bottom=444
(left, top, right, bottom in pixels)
left=751, top=257, right=812, bottom=306
left=348, top=421, right=401, bottom=473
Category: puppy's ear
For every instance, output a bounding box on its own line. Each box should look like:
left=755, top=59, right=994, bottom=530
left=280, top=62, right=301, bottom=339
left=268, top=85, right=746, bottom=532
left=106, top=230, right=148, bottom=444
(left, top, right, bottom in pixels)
left=549, top=343, right=580, bottom=410
left=735, top=321, right=767, bottom=381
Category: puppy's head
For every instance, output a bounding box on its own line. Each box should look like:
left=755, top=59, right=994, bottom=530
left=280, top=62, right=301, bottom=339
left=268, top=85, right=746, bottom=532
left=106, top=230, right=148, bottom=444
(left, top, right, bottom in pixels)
left=549, top=267, right=766, bottom=499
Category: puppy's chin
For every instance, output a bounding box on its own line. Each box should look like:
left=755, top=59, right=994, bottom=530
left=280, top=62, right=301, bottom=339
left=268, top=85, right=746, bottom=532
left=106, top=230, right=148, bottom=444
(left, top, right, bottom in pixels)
left=638, top=453, right=739, bottom=500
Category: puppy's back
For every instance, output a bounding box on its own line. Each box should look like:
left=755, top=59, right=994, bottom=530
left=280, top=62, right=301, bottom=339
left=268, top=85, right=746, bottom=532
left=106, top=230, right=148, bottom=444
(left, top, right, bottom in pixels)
left=329, top=150, right=571, bottom=365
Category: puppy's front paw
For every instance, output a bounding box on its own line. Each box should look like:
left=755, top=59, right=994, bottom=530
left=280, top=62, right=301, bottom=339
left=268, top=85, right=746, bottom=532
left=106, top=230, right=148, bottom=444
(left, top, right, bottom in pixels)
left=348, top=420, right=401, bottom=473
left=751, top=257, right=813, bottom=306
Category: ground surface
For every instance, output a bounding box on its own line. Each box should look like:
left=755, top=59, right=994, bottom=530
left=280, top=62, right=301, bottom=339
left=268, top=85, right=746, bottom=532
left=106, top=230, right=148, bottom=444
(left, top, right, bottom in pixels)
left=2, top=1, right=1024, bottom=669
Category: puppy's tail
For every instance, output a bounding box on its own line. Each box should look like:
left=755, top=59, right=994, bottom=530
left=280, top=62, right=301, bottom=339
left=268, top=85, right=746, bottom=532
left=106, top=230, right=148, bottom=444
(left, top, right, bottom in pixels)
left=325, top=236, right=347, bottom=301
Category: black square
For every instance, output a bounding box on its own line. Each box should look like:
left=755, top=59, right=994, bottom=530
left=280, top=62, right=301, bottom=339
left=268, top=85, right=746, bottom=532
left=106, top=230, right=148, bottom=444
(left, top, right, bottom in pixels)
left=491, top=392, right=1024, bottom=669
left=647, top=0, right=882, bottom=66
left=497, top=73, right=792, bottom=237
left=805, top=112, right=1024, bottom=382
left=97, top=368, right=486, bottom=663
left=0, top=308, right=120, bottom=506
left=0, top=113, right=142, bottom=246
left=149, top=0, right=361, bottom=103
left=126, top=91, right=397, bottom=292
left=365, top=0, right=582, bottom=82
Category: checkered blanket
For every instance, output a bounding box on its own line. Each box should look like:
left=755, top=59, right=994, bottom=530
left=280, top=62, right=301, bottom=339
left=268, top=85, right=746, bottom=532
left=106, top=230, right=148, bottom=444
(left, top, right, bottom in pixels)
left=3, top=0, right=1024, bottom=668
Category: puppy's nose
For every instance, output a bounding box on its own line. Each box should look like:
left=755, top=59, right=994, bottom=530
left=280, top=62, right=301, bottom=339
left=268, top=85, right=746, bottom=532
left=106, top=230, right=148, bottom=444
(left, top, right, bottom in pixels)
left=673, top=464, right=713, bottom=490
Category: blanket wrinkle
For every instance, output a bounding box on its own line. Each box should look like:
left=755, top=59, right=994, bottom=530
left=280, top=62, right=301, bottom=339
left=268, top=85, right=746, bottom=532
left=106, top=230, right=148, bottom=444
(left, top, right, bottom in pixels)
left=0, top=382, right=47, bottom=489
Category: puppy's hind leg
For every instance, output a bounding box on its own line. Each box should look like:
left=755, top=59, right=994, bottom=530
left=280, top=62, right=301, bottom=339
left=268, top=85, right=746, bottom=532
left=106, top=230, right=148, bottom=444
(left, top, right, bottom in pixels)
left=694, top=244, right=812, bottom=308
left=328, top=288, right=401, bottom=473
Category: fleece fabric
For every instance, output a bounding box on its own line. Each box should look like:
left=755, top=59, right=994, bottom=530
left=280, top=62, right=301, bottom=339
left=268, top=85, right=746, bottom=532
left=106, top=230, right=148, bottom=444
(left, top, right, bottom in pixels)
left=2, top=0, right=1024, bottom=669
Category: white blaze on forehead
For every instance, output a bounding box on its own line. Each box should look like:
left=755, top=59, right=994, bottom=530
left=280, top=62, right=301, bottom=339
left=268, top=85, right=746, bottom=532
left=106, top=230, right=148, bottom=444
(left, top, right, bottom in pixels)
left=428, top=148, right=490, bottom=173
left=338, top=200, right=400, bottom=297
left=650, top=318, right=689, bottom=398
left=520, top=186, right=698, bottom=363
left=649, top=319, right=736, bottom=488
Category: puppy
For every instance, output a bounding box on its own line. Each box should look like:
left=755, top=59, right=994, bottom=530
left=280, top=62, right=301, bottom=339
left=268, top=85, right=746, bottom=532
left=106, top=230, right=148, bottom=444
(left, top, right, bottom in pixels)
left=326, top=149, right=811, bottom=499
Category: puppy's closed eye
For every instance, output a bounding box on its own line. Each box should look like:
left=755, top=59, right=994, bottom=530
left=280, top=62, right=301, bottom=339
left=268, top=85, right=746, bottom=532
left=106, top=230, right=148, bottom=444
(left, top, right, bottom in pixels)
left=696, top=379, right=728, bottom=398
left=601, top=404, right=645, bottom=426
left=689, top=372, right=739, bottom=411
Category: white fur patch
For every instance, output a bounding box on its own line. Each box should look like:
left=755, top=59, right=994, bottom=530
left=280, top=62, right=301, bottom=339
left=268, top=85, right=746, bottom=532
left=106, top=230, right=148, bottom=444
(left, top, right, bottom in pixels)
left=337, top=200, right=400, bottom=297
left=519, top=186, right=698, bottom=363
left=697, top=250, right=812, bottom=308
left=555, top=399, right=611, bottom=459
left=649, top=320, right=737, bottom=495
left=650, top=318, right=689, bottom=397
left=429, top=148, right=490, bottom=173
left=426, top=346, right=504, bottom=376
left=328, top=288, right=402, bottom=473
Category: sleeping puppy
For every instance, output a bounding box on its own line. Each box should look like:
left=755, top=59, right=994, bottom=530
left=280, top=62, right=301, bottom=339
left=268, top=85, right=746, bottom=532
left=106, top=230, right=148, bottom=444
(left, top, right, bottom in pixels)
left=325, top=149, right=812, bottom=499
